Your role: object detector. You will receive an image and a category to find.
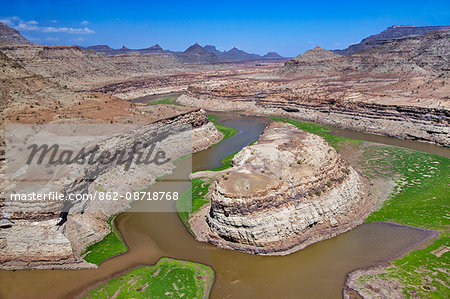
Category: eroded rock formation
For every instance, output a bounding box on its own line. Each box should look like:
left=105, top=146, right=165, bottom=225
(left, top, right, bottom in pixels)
left=178, top=29, right=449, bottom=147
left=191, top=122, right=372, bottom=255
left=0, top=109, right=222, bottom=269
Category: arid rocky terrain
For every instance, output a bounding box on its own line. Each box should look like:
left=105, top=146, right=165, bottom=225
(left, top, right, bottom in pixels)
left=0, top=108, right=223, bottom=270
left=0, top=22, right=228, bottom=269
left=0, top=22, right=33, bottom=45
left=0, top=41, right=230, bottom=90
left=333, top=25, right=450, bottom=56
left=179, top=29, right=450, bottom=146
left=190, top=122, right=371, bottom=255
left=0, top=19, right=448, bottom=280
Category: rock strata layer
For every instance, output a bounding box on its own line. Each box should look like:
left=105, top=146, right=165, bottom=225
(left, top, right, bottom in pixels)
left=191, top=122, right=372, bottom=255
left=178, top=93, right=450, bottom=147
left=0, top=109, right=222, bottom=269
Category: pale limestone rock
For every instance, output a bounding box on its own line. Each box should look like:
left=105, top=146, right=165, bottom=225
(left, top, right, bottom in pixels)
left=0, top=110, right=222, bottom=269
left=191, top=122, right=372, bottom=255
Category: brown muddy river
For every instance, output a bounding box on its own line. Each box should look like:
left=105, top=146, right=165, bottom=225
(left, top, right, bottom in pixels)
left=0, top=113, right=442, bottom=299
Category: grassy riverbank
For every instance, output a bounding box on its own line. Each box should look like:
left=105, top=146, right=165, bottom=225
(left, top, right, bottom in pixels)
left=177, top=178, right=211, bottom=231
left=269, top=116, right=361, bottom=149
left=208, top=115, right=239, bottom=143
left=85, top=258, right=214, bottom=299
left=266, top=116, right=449, bottom=297
left=353, top=145, right=450, bottom=298
left=177, top=115, right=239, bottom=230
left=82, top=215, right=127, bottom=265
left=147, top=94, right=181, bottom=105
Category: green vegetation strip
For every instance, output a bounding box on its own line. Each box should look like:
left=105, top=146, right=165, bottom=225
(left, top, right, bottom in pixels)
left=177, top=115, right=245, bottom=231
left=360, top=235, right=450, bottom=298
left=147, top=94, right=181, bottom=105
left=269, top=116, right=361, bottom=149
left=356, top=145, right=450, bottom=298
left=85, top=258, right=214, bottom=299
left=208, top=115, right=239, bottom=143
left=83, top=215, right=127, bottom=265
left=273, top=116, right=450, bottom=297
left=177, top=178, right=211, bottom=232
left=364, top=147, right=449, bottom=230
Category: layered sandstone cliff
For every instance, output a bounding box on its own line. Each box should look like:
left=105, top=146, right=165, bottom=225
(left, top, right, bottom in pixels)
left=177, top=29, right=449, bottom=147
left=282, top=29, right=450, bottom=77
left=178, top=93, right=450, bottom=147
left=0, top=109, right=222, bottom=269
left=333, top=25, right=450, bottom=56
left=190, top=122, right=372, bottom=255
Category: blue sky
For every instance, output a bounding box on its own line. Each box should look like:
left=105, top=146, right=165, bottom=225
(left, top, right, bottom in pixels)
left=1, top=0, right=449, bottom=56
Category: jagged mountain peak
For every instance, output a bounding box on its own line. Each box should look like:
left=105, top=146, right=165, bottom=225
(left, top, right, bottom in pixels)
left=184, top=43, right=205, bottom=53
left=150, top=44, right=162, bottom=49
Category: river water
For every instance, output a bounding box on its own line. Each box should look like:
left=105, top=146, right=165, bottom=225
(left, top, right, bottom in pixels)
left=0, top=113, right=441, bottom=299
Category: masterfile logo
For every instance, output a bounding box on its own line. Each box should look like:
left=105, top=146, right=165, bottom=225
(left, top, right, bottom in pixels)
left=3, top=123, right=193, bottom=213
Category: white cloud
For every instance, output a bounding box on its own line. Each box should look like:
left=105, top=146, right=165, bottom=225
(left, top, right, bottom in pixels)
left=45, top=37, right=59, bottom=41
left=42, top=26, right=95, bottom=34
left=51, top=20, right=58, bottom=23
left=16, top=22, right=39, bottom=31
left=0, top=16, right=95, bottom=34
left=80, top=20, right=89, bottom=25
left=0, top=16, right=20, bottom=26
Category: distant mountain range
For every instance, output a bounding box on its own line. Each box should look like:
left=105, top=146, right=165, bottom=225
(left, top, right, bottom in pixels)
left=203, top=46, right=283, bottom=61
left=81, top=42, right=286, bottom=63
left=0, top=22, right=286, bottom=64
left=83, top=44, right=165, bottom=55
left=332, top=25, right=450, bottom=56
left=203, top=45, right=260, bottom=62
left=0, top=21, right=286, bottom=65
left=2, top=21, right=449, bottom=64
left=177, top=43, right=220, bottom=63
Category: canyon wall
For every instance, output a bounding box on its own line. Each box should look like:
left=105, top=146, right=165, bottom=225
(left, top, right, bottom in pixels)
left=0, top=109, right=222, bottom=269
left=178, top=94, right=449, bottom=147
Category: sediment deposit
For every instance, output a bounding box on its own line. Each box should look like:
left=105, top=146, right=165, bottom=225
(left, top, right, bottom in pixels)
left=190, top=122, right=372, bottom=255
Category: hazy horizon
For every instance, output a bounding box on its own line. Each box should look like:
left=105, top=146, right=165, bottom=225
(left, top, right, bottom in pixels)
left=1, top=0, right=449, bottom=57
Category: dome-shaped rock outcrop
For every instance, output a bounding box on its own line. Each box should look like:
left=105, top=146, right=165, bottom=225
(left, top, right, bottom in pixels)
left=191, top=122, right=372, bottom=255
